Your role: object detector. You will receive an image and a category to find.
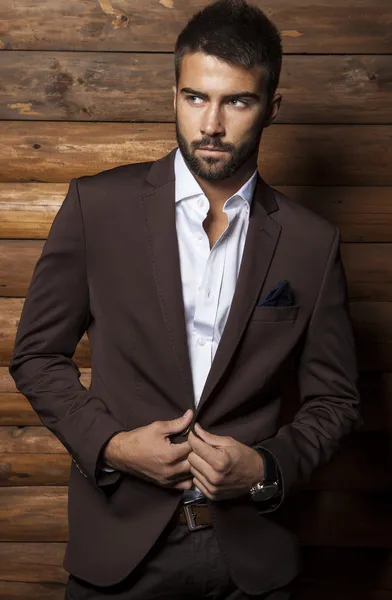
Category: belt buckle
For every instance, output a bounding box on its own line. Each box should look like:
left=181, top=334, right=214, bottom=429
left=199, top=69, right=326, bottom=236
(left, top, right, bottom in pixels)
left=182, top=504, right=209, bottom=532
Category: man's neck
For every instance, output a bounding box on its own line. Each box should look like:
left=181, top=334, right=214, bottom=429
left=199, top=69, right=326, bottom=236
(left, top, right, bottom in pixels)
left=193, top=157, right=257, bottom=217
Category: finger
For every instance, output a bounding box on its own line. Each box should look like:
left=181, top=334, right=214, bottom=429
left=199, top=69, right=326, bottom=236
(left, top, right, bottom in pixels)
left=166, top=458, right=192, bottom=481
left=159, top=409, right=193, bottom=435
left=193, top=422, right=231, bottom=446
left=188, top=430, right=224, bottom=470
left=192, top=476, right=215, bottom=500
left=173, top=479, right=193, bottom=490
left=189, top=462, right=222, bottom=491
left=167, top=440, right=192, bottom=463
left=188, top=451, right=220, bottom=486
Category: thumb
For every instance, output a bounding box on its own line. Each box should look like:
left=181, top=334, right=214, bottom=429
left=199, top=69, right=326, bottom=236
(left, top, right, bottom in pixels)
left=161, top=409, right=193, bottom=434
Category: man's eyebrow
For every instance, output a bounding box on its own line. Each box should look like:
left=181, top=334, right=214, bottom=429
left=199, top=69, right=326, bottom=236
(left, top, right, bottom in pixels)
left=180, top=87, right=261, bottom=102
left=180, top=87, right=209, bottom=98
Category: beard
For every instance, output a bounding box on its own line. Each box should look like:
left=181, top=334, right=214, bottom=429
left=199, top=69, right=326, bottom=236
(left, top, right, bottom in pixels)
left=175, top=116, right=263, bottom=181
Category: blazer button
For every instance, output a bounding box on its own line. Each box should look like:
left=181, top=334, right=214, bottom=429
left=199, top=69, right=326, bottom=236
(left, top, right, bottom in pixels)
left=182, top=424, right=193, bottom=436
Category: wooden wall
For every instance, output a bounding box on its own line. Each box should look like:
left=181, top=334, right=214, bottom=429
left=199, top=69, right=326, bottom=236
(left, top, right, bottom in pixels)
left=0, top=1, right=392, bottom=598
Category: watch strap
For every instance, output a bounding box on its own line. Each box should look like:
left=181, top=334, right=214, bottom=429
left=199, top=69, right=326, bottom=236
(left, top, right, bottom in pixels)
left=253, top=446, right=280, bottom=486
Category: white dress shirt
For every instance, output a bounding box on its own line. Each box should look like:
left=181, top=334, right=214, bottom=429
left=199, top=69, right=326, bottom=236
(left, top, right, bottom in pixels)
left=174, top=148, right=257, bottom=502
left=102, top=148, right=258, bottom=505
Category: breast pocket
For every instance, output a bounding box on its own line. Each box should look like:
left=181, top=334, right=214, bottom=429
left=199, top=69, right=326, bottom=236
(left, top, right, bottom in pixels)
left=251, top=304, right=300, bottom=322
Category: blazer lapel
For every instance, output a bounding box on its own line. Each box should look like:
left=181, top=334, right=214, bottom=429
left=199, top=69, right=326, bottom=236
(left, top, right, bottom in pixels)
left=196, top=176, right=281, bottom=414
left=141, top=151, right=195, bottom=410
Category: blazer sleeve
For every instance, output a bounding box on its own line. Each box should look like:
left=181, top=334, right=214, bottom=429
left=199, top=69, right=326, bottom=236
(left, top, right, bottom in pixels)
left=255, top=228, right=362, bottom=512
left=8, top=178, right=126, bottom=492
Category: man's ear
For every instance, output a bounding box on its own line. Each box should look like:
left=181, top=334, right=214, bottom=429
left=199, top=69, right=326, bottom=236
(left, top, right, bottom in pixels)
left=264, top=93, right=282, bottom=128
left=172, top=85, right=177, bottom=112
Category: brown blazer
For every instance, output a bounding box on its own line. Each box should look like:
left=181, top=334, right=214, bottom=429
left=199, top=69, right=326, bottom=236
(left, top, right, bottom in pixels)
left=9, top=148, right=361, bottom=596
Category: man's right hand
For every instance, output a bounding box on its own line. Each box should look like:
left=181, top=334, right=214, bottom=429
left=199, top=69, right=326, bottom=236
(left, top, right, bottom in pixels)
left=102, top=409, right=194, bottom=490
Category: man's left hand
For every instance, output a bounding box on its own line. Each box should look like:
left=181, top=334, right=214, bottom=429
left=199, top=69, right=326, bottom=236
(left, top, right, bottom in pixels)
left=187, top=422, right=264, bottom=501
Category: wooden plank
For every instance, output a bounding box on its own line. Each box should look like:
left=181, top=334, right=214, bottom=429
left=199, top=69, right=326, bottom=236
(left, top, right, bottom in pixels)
left=0, top=184, right=66, bottom=239
left=2, top=184, right=392, bottom=242
left=0, top=487, right=391, bottom=545
left=0, top=543, right=67, bottom=583
left=2, top=240, right=392, bottom=300
left=0, top=0, right=390, bottom=53
left=0, top=241, right=44, bottom=297
left=0, top=431, right=389, bottom=490
left=0, top=582, right=65, bottom=599
left=2, top=53, right=392, bottom=124
left=0, top=298, right=90, bottom=367
left=0, top=487, right=68, bottom=541
left=0, top=394, right=41, bottom=426
left=350, top=302, right=392, bottom=371
left=0, top=427, right=66, bottom=454
left=2, top=298, right=392, bottom=369
left=1, top=122, right=391, bottom=185
left=0, top=454, right=70, bottom=486
left=341, top=244, right=392, bottom=302
left=277, top=186, right=392, bottom=244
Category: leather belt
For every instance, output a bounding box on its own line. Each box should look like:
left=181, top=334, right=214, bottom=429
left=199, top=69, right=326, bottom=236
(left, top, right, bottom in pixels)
left=174, top=502, right=213, bottom=531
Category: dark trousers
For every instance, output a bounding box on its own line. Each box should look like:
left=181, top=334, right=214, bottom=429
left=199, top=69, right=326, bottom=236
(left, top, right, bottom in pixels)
left=65, top=514, right=292, bottom=600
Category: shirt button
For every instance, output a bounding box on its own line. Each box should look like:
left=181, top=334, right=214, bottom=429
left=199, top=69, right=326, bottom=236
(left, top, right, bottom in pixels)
left=197, top=338, right=206, bottom=346
left=198, top=198, right=204, bottom=207
left=198, top=235, right=203, bottom=241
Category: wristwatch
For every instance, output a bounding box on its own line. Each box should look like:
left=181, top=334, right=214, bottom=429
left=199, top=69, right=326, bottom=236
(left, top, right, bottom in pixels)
left=249, top=447, right=280, bottom=502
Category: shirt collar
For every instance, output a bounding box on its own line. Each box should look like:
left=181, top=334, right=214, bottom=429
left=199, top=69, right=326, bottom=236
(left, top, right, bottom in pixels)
left=174, top=148, right=258, bottom=208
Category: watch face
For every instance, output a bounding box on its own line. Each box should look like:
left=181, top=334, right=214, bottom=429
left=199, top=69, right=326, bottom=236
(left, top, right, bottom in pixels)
left=252, top=484, right=278, bottom=502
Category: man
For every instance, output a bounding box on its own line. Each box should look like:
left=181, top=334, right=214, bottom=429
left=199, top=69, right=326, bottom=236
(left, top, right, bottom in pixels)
left=9, top=0, right=361, bottom=598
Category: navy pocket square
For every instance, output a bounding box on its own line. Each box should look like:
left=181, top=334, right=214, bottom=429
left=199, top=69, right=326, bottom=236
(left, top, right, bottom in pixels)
left=257, top=280, right=294, bottom=307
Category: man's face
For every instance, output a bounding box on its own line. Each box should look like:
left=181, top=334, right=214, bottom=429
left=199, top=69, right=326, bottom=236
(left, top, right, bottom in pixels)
left=173, top=52, right=279, bottom=181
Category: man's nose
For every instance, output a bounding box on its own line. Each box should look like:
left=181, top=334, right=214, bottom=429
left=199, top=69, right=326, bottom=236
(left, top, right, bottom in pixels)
left=200, top=106, right=225, bottom=137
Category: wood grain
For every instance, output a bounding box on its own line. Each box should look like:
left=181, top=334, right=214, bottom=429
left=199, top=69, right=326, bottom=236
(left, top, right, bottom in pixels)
left=0, top=582, right=65, bottom=600
left=0, top=427, right=66, bottom=454
left=0, top=487, right=68, bottom=541
left=1, top=122, right=391, bottom=185
left=0, top=487, right=391, bottom=546
left=2, top=184, right=392, bottom=242
left=2, top=53, right=391, bottom=124
left=0, top=184, right=65, bottom=239
left=0, top=0, right=390, bottom=53
left=0, top=454, right=70, bottom=486
left=0, top=542, right=67, bottom=583
left=1, top=240, right=392, bottom=299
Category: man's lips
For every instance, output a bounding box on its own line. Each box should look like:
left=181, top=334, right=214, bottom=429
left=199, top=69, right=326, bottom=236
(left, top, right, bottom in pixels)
left=198, top=147, right=228, bottom=152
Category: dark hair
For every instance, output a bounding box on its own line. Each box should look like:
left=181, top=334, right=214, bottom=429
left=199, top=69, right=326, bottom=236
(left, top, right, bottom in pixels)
left=174, top=0, right=282, bottom=107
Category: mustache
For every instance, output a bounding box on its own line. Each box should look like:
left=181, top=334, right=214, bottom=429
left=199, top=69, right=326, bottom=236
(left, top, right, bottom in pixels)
left=191, top=138, right=234, bottom=152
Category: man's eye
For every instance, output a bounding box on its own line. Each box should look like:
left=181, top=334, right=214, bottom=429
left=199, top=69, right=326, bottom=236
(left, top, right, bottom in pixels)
left=187, top=96, right=204, bottom=104
left=229, top=99, right=247, bottom=107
